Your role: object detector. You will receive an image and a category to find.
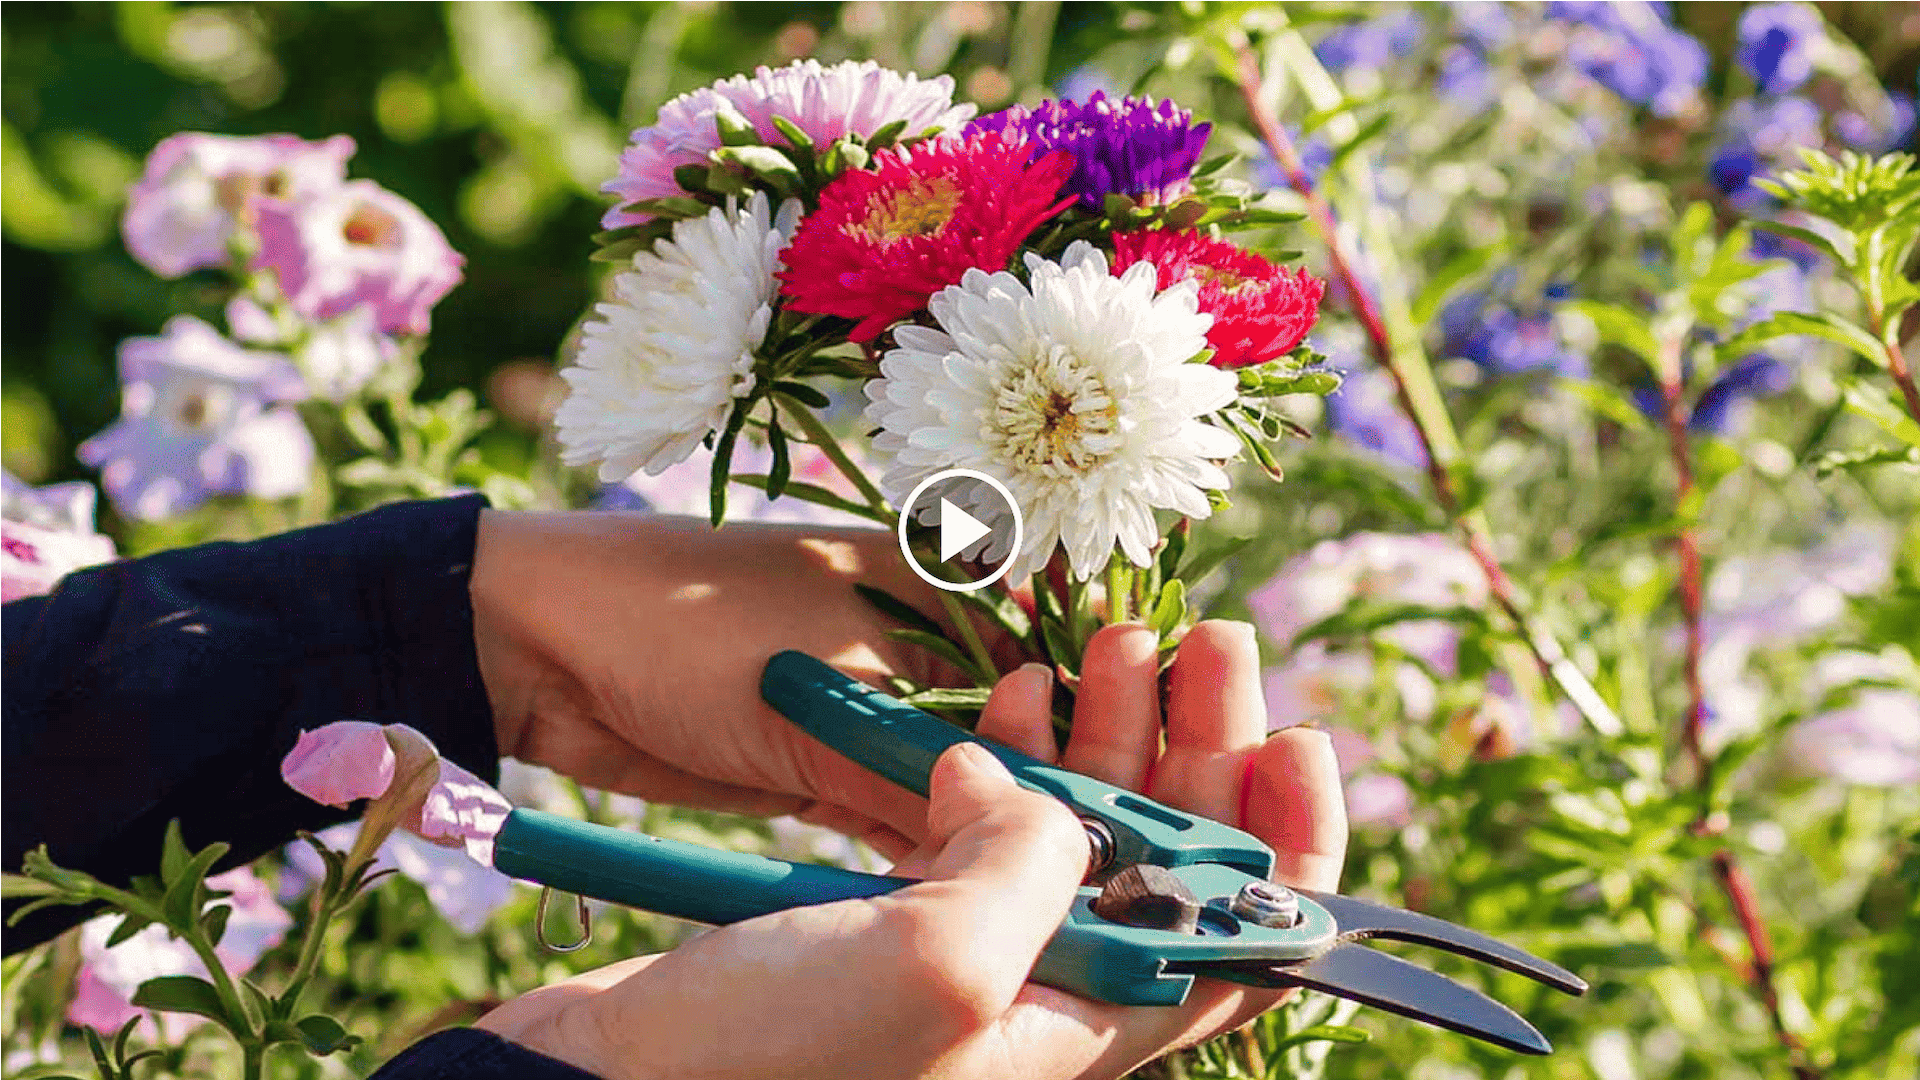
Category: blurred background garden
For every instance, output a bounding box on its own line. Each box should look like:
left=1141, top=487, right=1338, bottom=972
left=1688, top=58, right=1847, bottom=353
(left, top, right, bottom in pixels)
left=4, top=3, right=1918, bottom=1080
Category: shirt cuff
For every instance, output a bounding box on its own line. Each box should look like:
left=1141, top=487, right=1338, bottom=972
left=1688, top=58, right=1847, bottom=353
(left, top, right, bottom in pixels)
left=369, top=1028, right=603, bottom=1080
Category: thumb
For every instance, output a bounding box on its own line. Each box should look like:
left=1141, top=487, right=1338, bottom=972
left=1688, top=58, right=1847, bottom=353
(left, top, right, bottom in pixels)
left=915, top=743, right=1089, bottom=968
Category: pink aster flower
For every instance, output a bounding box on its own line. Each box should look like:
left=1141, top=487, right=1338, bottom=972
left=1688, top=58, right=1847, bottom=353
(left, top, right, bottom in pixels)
left=1110, top=229, right=1326, bottom=369
left=1249, top=531, right=1485, bottom=669
left=77, top=316, right=315, bottom=521
left=122, top=133, right=355, bottom=278
left=778, top=131, right=1075, bottom=341
left=69, top=866, right=290, bottom=1038
left=603, top=59, right=976, bottom=229
left=253, top=179, right=464, bottom=336
left=1, top=471, right=116, bottom=602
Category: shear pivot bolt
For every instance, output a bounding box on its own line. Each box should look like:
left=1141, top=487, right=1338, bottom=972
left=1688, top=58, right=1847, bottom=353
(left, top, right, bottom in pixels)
left=1091, top=864, right=1202, bottom=934
left=1229, top=881, right=1301, bottom=928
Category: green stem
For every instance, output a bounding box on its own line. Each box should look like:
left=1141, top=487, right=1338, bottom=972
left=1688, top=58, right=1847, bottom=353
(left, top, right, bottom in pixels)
left=1106, top=556, right=1132, bottom=625
left=775, top=393, right=892, bottom=519
left=242, top=1041, right=263, bottom=1080
left=938, top=592, right=999, bottom=682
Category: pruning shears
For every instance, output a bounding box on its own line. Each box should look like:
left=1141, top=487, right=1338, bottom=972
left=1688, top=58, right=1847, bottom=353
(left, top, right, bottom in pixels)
left=491, top=650, right=1586, bottom=1054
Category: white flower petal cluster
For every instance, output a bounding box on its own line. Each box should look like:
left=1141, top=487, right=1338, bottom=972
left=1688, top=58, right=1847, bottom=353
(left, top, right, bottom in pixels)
left=865, top=241, right=1241, bottom=581
left=555, top=192, right=802, bottom=482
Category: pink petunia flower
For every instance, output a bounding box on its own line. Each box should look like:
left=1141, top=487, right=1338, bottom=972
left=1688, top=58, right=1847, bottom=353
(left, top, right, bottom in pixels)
left=603, top=59, right=976, bottom=229
left=253, top=180, right=464, bottom=337
left=77, top=316, right=316, bottom=522
left=122, top=133, right=355, bottom=278
left=281, top=721, right=513, bottom=865
left=1, top=471, right=116, bottom=602
left=68, top=866, right=291, bottom=1038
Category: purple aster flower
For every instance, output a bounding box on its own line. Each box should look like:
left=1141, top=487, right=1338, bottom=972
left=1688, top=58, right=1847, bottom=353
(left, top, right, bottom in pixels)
left=968, top=92, right=1211, bottom=211
left=1314, top=10, right=1424, bottom=74
left=253, top=180, right=464, bottom=337
left=1439, top=293, right=1588, bottom=378
left=1549, top=1, right=1707, bottom=117
left=1737, top=3, right=1826, bottom=95
left=1451, top=3, right=1515, bottom=52
left=77, top=316, right=316, bottom=521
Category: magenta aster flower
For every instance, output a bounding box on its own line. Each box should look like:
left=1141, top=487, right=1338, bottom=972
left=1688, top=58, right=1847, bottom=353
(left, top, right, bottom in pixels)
left=77, top=316, right=315, bottom=521
left=1110, top=229, right=1326, bottom=369
left=253, top=179, right=464, bottom=336
left=122, top=133, right=355, bottom=278
left=968, top=92, right=1212, bottom=211
left=778, top=131, right=1075, bottom=341
left=603, top=59, right=976, bottom=229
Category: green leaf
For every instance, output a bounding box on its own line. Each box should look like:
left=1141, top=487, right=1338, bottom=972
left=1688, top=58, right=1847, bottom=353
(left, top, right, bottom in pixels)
left=130, top=975, right=232, bottom=1028
left=769, top=380, right=830, bottom=408
left=105, top=912, right=155, bottom=948
left=769, top=115, right=814, bottom=154
left=83, top=1027, right=113, bottom=1079
left=295, top=1014, right=359, bottom=1056
left=729, top=475, right=885, bottom=523
left=885, top=629, right=987, bottom=684
left=713, top=145, right=802, bottom=188
left=1564, top=300, right=1661, bottom=366
left=1843, top=379, right=1920, bottom=449
left=1178, top=535, right=1253, bottom=585
left=159, top=820, right=190, bottom=887
left=1557, top=377, right=1652, bottom=430
left=1328, top=112, right=1392, bottom=170
left=111, top=1015, right=142, bottom=1070
left=1812, top=444, right=1920, bottom=475
left=1411, top=244, right=1501, bottom=326
left=764, top=412, right=792, bottom=502
left=1147, top=579, right=1188, bottom=638
left=863, top=118, right=909, bottom=150
left=708, top=400, right=753, bottom=527
left=672, top=162, right=710, bottom=194
left=0, top=873, right=64, bottom=899
left=160, top=841, right=229, bottom=929
left=1237, top=368, right=1341, bottom=398
left=820, top=138, right=870, bottom=177
left=1293, top=600, right=1488, bottom=647
left=1751, top=219, right=1849, bottom=267
left=1718, top=310, right=1886, bottom=367
left=624, top=195, right=711, bottom=220
left=1272, top=1023, right=1373, bottom=1051
left=200, top=903, right=231, bottom=947
left=900, top=686, right=993, bottom=710
left=854, top=584, right=947, bottom=638
left=713, top=104, right=757, bottom=146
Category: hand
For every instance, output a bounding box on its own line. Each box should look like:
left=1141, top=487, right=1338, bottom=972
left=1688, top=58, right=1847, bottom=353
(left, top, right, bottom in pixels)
left=472, top=620, right=1346, bottom=1080
left=471, top=509, right=997, bottom=850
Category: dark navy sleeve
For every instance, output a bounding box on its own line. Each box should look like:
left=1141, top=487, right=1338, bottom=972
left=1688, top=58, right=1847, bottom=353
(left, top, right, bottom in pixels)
left=2, top=495, right=498, bottom=952
left=368, top=1029, right=602, bottom=1080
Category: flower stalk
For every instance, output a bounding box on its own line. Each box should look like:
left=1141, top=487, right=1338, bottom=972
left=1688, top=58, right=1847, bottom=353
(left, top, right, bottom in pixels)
left=1231, top=37, right=1622, bottom=738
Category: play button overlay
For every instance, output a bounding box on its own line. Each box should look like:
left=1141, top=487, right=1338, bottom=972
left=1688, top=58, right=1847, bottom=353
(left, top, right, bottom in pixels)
left=897, top=468, right=1023, bottom=593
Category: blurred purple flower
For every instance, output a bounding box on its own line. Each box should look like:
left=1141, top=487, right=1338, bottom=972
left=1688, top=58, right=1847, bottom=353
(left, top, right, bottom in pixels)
left=1710, top=96, right=1824, bottom=201
left=1835, top=91, right=1917, bottom=154
left=1548, top=1, right=1707, bottom=117
left=78, top=316, right=315, bottom=521
left=1324, top=358, right=1429, bottom=469
left=1785, top=689, right=1920, bottom=787
left=1736, top=3, right=1826, bottom=95
left=1054, top=64, right=1121, bottom=104
left=1439, top=292, right=1587, bottom=377
left=1, top=472, right=116, bottom=602
left=969, top=92, right=1211, bottom=210
left=254, top=180, right=464, bottom=337
left=1248, top=531, right=1484, bottom=670
left=281, top=822, right=515, bottom=934
left=1314, top=10, right=1424, bottom=74
left=228, top=297, right=396, bottom=401
left=122, top=133, right=355, bottom=278
left=1631, top=355, right=1794, bottom=434
left=70, top=866, right=290, bottom=1038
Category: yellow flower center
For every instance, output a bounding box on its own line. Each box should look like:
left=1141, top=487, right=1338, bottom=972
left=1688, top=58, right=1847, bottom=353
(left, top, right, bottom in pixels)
left=343, top=202, right=403, bottom=248
left=989, top=346, right=1122, bottom=478
left=849, top=175, right=962, bottom=245
left=1188, top=263, right=1259, bottom=295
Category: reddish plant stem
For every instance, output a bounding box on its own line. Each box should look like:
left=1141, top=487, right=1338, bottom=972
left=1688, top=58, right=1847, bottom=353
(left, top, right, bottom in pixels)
left=1662, top=372, right=1820, bottom=1080
left=1231, top=47, right=1600, bottom=724
left=1876, top=324, right=1920, bottom=426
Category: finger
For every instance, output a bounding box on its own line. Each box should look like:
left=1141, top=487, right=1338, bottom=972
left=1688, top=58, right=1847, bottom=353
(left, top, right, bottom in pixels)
left=913, top=743, right=1088, bottom=965
left=1062, top=623, right=1163, bottom=790
left=1244, top=728, right=1347, bottom=892
left=1152, top=620, right=1269, bottom=824
left=975, top=663, right=1060, bottom=763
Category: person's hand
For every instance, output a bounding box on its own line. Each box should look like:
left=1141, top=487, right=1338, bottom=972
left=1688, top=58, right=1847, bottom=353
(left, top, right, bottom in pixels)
left=473, top=621, right=1346, bottom=1079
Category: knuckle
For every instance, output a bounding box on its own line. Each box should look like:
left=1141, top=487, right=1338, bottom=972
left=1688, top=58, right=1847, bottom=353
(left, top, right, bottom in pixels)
left=878, top=905, right=1006, bottom=1041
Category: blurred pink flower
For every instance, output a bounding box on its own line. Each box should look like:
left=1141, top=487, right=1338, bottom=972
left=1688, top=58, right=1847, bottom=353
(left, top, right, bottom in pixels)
left=1344, top=772, right=1413, bottom=829
left=1248, top=531, right=1485, bottom=672
left=227, top=296, right=396, bottom=401
left=253, top=180, right=464, bottom=336
left=1, top=471, right=116, bottom=602
left=77, top=316, right=315, bottom=521
left=122, top=133, right=355, bottom=278
left=603, top=59, right=975, bottom=229
left=281, top=720, right=396, bottom=806
left=69, top=866, right=290, bottom=1038
left=1784, top=690, right=1920, bottom=787
left=281, top=721, right=513, bottom=865
left=280, top=822, right=515, bottom=934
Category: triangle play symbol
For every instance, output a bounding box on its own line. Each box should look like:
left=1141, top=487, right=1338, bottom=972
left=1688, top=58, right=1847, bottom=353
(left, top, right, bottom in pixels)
left=939, top=498, right=992, bottom=563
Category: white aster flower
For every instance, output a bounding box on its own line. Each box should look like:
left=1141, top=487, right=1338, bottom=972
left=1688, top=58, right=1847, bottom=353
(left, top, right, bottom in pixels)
left=554, top=192, right=802, bottom=481
left=865, top=241, right=1241, bottom=581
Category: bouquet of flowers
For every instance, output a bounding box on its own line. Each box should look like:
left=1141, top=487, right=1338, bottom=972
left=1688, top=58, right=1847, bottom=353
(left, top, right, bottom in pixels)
left=556, top=59, right=1333, bottom=704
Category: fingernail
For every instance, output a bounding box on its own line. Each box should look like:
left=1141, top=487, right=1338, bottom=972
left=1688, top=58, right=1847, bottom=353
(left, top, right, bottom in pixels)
left=1018, top=662, right=1054, bottom=689
left=954, top=741, right=1012, bottom=780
